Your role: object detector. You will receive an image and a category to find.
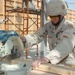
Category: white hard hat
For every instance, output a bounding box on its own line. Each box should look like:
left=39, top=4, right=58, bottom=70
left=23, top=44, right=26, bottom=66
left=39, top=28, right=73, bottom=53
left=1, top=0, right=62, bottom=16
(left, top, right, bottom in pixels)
left=46, top=0, right=68, bottom=16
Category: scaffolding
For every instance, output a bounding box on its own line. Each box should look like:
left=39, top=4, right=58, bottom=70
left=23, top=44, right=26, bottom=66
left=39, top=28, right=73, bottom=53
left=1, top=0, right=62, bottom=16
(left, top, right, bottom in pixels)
left=4, top=0, right=41, bottom=34
left=3, top=0, right=44, bottom=59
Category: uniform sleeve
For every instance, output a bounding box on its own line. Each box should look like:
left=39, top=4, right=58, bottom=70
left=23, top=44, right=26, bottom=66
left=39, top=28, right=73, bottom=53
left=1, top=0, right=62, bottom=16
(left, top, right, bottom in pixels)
left=45, top=28, right=75, bottom=64
left=24, top=25, right=48, bottom=48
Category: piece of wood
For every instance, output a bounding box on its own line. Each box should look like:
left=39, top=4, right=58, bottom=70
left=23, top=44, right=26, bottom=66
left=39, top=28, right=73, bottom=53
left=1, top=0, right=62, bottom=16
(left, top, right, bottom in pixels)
left=27, top=70, right=58, bottom=75
left=11, top=58, right=32, bottom=64
left=33, top=64, right=75, bottom=75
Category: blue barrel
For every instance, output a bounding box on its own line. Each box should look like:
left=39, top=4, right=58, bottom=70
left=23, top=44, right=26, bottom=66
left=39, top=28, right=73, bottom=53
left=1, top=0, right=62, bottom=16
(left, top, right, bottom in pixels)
left=0, top=30, right=19, bottom=44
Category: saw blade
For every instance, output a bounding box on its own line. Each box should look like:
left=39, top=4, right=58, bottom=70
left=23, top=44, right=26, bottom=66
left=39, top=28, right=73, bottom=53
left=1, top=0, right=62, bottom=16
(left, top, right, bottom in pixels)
left=8, top=36, right=24, bottom=53
left=0, top=36, right=24, bottom=63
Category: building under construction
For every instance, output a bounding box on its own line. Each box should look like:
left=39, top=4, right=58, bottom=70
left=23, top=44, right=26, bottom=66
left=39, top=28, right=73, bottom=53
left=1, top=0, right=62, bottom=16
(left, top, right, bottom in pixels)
left=0, top=0, right=75, bottom=35
left=0, top=0, right=75, bottom=75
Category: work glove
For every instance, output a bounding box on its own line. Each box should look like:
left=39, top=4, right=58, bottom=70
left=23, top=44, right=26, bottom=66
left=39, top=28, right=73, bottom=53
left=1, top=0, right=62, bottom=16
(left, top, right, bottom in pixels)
left=32, top=57, right=50, bottom=69
left=20, top=36, right=26, bottom=43
left=20, top=36, right=26, bottom=47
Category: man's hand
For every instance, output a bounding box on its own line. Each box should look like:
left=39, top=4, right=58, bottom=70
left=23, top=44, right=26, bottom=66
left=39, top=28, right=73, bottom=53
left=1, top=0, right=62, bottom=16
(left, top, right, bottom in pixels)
left=20, top=36, right=26, bottom=43
left=32, top=57, right=50, bottom=69
left=20, top=36, right=26, bottom=47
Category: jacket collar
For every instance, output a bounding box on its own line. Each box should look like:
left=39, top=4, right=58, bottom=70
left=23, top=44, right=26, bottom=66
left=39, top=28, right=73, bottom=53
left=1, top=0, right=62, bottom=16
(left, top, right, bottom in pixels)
left=51, top=18, right=65, bottom=34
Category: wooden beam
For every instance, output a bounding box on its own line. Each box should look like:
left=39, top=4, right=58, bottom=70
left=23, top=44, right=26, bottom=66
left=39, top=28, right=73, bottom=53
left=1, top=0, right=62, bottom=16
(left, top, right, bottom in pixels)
left=33, top=64, right=75, bottom=75
left=27, top=70, right=57, bottom=75
left=11, top=58, right=32, bottom=64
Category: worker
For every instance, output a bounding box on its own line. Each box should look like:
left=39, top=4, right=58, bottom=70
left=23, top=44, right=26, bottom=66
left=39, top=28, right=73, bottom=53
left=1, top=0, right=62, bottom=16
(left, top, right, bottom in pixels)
left=22, top=0, right=35, bottom=10
left=22, top=0, right=27, bottom=9
left=20, top=0, right=75, bottom=67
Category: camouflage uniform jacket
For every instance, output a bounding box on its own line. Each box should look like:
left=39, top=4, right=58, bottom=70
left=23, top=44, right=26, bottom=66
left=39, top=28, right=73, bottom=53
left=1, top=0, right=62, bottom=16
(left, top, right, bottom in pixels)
left=24, top=18, right=75, bottom=64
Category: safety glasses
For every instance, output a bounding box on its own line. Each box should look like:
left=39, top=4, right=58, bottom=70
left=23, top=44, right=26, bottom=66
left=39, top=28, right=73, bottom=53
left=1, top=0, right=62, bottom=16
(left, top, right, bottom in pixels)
left=49, top=16, right=59, bottom=19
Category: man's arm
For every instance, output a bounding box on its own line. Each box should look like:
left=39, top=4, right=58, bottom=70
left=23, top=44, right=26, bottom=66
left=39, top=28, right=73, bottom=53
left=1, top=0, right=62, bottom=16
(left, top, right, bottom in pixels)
left=20, top=25, right=47, bottom=48
left=45, top=28, right=75, bottom=64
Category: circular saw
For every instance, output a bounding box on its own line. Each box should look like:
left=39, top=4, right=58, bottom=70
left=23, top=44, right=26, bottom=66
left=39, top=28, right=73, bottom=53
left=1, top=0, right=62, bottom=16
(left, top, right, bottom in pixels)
left=0, top=36, right=24, bottom=61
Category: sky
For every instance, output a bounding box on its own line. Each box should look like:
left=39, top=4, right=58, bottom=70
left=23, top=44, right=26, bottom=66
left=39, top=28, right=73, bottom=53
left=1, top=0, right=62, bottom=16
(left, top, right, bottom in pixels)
left=65, top=0, right=75, bottom=10
left=46, top=0, right=75, bottom=10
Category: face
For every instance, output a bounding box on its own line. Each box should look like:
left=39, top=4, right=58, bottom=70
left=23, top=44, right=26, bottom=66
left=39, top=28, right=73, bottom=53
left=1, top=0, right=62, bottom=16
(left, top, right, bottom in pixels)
left=49, top=16, right=59, bottom=25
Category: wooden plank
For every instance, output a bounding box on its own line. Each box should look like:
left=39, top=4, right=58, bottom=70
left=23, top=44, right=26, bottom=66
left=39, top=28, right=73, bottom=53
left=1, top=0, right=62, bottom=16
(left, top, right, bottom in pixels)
left=11, top=58, right=32, bottom=64
left=27, top=70, right=58, bottom=75
left=33, top=64, right=75, bottom=75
